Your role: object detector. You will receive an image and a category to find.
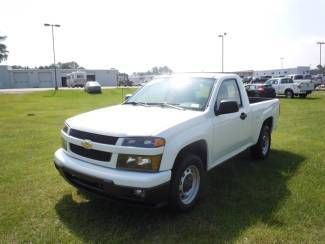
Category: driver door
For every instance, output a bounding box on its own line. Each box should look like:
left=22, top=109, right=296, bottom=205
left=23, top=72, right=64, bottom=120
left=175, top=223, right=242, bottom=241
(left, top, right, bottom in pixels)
left=212, top=79, right=250, bottom=164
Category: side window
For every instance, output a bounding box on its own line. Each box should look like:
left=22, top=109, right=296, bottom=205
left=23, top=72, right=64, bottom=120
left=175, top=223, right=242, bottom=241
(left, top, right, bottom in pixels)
left=288, top=79, right=293, bottom=83
left=216, top=79, right=242, bottom=109
left=281, top=78, right=287, bottom=84
left=272, top=80, right=278, bottom=85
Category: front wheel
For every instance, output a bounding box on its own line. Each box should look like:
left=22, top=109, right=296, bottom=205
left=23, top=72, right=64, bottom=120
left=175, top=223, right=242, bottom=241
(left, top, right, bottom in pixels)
left=169, top=154, right=205, bottom=212
left=250, top=125, right=271, bottom=160
left=285, top=89, right=294, bottom=98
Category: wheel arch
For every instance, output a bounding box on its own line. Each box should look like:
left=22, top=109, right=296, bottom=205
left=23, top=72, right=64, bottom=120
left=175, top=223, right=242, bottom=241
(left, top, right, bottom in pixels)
left=263, top=116, right=273, bottom=132
left=284, top=88, right=294, bottom=94
left=173, top=140, right=208, bottom=171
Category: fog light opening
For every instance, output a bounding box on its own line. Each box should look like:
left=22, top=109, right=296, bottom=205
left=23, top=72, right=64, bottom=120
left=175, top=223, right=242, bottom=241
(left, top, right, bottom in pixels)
left=134, top=188, right=146, bottom=198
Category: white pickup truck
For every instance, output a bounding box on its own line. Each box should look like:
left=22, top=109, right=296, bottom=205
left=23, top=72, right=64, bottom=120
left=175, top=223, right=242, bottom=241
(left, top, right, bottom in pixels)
left=54, top=73, right=279, bottom=211
left=266, top=76, right=313, bottom=98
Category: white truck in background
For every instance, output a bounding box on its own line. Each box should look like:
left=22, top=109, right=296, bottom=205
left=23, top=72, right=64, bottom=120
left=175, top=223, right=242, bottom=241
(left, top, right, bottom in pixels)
left=54, top=73, right=279, bottom=211
left=266, top=76, right=313, bottom=98
left=67, top=71, right=87, bottom=87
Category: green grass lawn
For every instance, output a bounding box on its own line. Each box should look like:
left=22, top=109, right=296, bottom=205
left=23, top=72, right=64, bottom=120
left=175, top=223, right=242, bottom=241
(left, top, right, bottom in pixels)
left=0, top=89, right=324, bottom=243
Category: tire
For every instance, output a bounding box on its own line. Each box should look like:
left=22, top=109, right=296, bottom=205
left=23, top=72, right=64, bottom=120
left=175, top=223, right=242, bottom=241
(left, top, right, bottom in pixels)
left=285, top=89, right=294, bottom=98
left=169, top=154, right=205, bottom=212
left=250, top=125, right=271, bottom=160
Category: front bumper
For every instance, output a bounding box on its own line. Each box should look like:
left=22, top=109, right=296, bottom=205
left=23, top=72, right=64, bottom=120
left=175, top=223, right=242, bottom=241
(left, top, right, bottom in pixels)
left=54, top=149, right=171, bottom=206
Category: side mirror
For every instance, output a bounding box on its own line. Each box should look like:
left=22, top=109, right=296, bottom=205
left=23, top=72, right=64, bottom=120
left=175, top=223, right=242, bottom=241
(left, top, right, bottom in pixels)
left=124, top=94, right=132, bottom=101
left=215, top=100, right=239, bottom=115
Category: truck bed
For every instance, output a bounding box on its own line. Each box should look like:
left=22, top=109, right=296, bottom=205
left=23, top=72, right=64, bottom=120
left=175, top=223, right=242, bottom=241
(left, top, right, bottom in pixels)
left=248, top=97, right=277, bottom=104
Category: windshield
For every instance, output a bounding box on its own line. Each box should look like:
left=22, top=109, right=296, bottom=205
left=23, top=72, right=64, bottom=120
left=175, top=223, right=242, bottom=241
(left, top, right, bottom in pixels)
left=125, top=77, right=215, bottom=111
left=265, top=79, right=272, bottom=85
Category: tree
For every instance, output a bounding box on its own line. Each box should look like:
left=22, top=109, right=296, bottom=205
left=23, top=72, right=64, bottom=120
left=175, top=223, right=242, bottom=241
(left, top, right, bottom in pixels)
left=134, top=66, right=173, bottom=76
left=0, top=36, right=9, bottom=63
left=150, top=66, right=173, bottom=75
left=11, top=65, right=24, bottom=69
left=37, top=61, right=84, bottom=69
left=316, top=65, right=325, bottom=75
left=58, top=61, right=79, bottom=69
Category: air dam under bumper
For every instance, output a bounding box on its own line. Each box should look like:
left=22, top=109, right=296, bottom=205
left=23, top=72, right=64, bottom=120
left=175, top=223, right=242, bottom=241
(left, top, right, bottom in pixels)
left=54, top=149, right=171, bottom=206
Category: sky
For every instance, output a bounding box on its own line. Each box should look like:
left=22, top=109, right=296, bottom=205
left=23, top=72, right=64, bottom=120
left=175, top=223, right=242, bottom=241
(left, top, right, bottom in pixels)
left=1, top=0, right=325, bottom=74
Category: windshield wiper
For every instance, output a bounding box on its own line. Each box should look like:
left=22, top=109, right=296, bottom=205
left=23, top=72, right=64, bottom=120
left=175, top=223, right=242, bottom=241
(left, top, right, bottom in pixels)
left=124, top=101, right=149, bottom=107
left=148, top=102, right=185, bottom=110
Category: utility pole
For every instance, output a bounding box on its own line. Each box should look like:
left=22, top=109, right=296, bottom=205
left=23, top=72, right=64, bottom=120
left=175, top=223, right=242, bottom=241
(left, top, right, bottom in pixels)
left=44, top=23, right=61, bottom=90
left=218, top=33, right=227, bottom=72
left=316, top=41, right=325, bottom=75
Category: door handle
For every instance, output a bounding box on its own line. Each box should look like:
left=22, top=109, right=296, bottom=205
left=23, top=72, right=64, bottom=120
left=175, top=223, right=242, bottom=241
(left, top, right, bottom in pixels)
left=240, top=113, right=247, bottom=120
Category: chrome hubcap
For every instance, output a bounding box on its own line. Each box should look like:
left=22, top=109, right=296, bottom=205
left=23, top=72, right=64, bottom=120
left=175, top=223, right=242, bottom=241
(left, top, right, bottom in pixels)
left=179, top=165, right=200, bottom=205
left=262, top=132, right=269, bottom=155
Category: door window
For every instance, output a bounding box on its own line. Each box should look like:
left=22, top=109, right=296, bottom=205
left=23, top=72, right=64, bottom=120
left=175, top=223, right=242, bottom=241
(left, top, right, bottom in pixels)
left=216, top=79, right=242, bottom=109
left=281, top=78, right=290, bottom=84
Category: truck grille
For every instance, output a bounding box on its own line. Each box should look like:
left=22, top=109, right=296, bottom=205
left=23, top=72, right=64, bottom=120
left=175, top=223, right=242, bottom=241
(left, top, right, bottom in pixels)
left=69, top=129, right=118, bottom=145
left=69, top=143, right=112, bottom=162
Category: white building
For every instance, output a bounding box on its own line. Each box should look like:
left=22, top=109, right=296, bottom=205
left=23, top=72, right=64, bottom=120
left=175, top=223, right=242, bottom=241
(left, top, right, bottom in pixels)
left=253, top=66, right=310, bottom=77
left=129, top=74, right=155, bottom=85
left=0, top=65, right=119, bottom=89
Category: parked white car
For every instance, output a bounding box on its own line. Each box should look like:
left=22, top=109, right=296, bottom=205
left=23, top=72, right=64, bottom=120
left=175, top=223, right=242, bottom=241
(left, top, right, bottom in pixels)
left=54, top=73, right=279, bottom=211
left=265, top=77, right=313, bottom=98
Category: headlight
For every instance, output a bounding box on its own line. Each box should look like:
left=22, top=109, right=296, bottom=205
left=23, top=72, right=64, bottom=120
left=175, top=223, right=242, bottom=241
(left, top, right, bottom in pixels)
left=62, top=123, right=69, bottom=134
left=121, top=137, right=165, bottom=148
left=117, top=154, right=162, bottom=172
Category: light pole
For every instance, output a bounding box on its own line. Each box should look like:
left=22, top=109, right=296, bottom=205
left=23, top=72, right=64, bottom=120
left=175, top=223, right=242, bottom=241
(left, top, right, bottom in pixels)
left=218, top=33, right=227, bottom=72
left=44, top=23, right=61, bottom=90
left=316, top=41, right=325, bottom=75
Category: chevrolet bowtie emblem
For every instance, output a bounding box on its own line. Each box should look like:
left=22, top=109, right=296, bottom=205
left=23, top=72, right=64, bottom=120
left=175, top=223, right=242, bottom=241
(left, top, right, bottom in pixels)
left=81, top=139, right=93, bottom=149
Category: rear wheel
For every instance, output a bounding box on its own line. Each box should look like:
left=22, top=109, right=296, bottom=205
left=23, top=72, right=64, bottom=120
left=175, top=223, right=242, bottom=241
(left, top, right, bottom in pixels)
left=250, top=125, right=271, bottom=160
left=169, top=154, right=205, bottom=212
left=285, top=89, right=294, bottom=98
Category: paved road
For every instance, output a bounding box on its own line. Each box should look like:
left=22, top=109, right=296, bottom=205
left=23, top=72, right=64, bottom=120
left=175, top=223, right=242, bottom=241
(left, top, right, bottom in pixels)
left=0, top=86, right=133, bottom=94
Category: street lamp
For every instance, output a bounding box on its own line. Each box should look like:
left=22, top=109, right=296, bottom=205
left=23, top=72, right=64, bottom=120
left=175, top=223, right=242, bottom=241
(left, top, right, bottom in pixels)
left=316, top=41, right=325, bottom=75
left=218, top=33, right=227, bottom=72
left=44, top=23, right=61, bottom=90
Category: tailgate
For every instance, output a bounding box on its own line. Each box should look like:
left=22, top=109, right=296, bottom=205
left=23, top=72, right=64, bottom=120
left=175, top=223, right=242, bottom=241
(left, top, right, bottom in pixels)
left=298, top=81, right=314, bottom=91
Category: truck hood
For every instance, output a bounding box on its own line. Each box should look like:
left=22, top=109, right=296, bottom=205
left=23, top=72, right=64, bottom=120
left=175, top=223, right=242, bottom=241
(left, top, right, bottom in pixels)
left=66, top=104, right=203, bottom=137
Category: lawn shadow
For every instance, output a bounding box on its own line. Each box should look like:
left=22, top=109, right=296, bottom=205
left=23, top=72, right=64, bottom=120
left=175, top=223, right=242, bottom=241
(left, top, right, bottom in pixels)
left=55, top=149, right=304, bottom=243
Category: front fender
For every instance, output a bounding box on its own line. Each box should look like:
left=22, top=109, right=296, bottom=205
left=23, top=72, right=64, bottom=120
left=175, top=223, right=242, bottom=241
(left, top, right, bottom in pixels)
left=158, top=117, right=212, bottom=171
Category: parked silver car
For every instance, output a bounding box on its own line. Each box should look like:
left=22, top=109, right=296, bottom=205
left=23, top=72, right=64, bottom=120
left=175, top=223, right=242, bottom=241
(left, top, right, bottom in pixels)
left=84, top=81, right=102, bottom=93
